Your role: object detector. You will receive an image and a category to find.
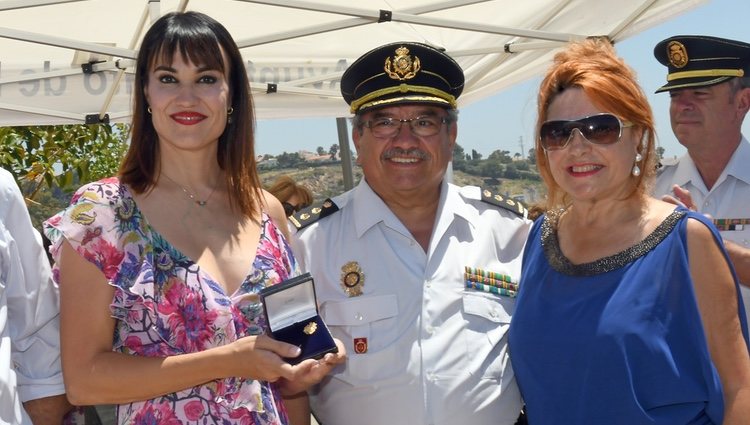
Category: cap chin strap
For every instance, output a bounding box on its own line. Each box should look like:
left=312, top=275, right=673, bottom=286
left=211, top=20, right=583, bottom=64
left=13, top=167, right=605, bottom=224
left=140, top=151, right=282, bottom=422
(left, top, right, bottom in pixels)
left=350, top=84, right=456, bottom=113
left=667, top=68, right=745, bottom=81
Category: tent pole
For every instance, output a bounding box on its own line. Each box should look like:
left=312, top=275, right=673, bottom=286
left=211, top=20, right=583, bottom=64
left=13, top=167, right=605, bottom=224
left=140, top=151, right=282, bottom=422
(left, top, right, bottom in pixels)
left=336, top=117, right=354, bottom=191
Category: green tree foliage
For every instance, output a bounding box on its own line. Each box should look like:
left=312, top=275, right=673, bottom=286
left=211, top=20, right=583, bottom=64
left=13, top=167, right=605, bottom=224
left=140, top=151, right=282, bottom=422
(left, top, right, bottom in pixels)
left=276, top=151, right=305, bottom=168
left=0, top=124, right=129, bottom=199
left=23, top=184, right=68, bottom=233
left=527, top=147, right=536, bottom=165
left=452, top=143, right=467, bottom=171
left=480, top=159, right=503, bottom=178
left=328, top=143, right=339, bottom=160
left=0, top=124, right=129, bottom=229
left=316, top=146, right=326, bottom=156
left=488, top=149, right=513, bottom=164
left=503, top=162, right=520, bottom=179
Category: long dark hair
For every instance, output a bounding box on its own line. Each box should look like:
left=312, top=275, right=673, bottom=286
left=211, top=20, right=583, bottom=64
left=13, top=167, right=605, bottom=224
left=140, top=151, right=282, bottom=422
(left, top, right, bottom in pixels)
left=120, top=11, right=261, bottom=217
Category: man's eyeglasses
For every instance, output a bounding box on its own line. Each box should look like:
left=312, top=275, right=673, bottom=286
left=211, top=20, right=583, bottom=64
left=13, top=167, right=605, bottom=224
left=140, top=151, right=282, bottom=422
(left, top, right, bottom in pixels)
left=539, top=113, right=633, bottom=151
left=283, top=202, right=301, bottom=216
left=362, top=115, right=450, bottom=139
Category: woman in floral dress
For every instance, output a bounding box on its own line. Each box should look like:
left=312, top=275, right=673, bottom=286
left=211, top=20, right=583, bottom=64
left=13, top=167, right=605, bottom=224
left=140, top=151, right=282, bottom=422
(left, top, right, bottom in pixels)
left=44, top=11, right=344, bottom=425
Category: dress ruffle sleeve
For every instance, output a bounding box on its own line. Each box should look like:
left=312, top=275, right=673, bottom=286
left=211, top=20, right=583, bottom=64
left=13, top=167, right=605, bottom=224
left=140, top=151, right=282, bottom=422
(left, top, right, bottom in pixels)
left=43, top=178, right=167, bottom=353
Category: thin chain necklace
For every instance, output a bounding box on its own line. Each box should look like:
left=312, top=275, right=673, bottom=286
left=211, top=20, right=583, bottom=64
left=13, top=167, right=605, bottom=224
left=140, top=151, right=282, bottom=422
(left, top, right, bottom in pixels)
left=160, top=172, right=217, bottom=207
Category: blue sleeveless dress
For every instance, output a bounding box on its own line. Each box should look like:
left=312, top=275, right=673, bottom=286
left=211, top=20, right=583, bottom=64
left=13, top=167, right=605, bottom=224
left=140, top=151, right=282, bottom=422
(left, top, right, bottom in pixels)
left=508, top=209, right=749, bottom=425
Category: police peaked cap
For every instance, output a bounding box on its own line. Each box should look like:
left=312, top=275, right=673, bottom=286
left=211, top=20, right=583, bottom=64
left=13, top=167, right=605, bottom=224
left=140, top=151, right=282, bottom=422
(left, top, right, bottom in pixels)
left=654, top=35, right=750, bottom=93
left=341, top=41, right=465, bottom=114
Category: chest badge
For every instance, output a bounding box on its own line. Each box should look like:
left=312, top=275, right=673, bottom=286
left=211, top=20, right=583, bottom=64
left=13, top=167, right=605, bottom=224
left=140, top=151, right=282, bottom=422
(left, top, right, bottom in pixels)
left=353, top=337, right=368, bottom=354
left=340, top=261, right=365, bottom=297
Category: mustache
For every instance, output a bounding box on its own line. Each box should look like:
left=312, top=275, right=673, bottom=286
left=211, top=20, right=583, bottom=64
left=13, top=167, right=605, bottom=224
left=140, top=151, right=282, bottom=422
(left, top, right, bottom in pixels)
left=382, top=148, right=428, bottom=160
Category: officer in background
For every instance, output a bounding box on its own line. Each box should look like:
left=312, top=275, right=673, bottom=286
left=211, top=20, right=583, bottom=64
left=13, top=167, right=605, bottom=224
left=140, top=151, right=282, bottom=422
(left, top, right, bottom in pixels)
left=0, top=168, right=71, bottom=424
left=290, top=41, right=530, bottom=425
left=653, top=35, right=750, bottom=320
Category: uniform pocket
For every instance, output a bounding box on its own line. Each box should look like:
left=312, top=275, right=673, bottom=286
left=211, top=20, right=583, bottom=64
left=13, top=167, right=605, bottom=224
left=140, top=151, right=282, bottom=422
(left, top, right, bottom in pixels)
left=462, top=291, right=514, bottom=379
left=320, top=294, right=400, bottom=385
left=463, top=291, right=513, bottom=324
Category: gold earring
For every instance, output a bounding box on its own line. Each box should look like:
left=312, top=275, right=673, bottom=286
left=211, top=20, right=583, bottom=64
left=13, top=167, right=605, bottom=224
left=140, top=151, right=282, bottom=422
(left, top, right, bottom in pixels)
left=227, top=107, right=234, bottom=115
left=147, top=106, right=152, bottom=114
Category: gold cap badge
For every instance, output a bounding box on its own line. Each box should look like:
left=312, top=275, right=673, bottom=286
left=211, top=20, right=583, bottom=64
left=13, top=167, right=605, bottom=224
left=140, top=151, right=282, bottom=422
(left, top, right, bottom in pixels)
left=340, top=261, right=365, bottom=297
left=385, top=46, right=421, bottom=81
left=667, top=41, right=688, bottom=68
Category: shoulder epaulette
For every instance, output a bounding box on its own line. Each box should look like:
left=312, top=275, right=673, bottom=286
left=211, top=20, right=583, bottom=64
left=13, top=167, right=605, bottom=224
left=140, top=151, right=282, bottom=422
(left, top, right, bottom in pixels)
left=480, top=188, right=527, bottom=218
left=289, top=198, right=340, bottom=230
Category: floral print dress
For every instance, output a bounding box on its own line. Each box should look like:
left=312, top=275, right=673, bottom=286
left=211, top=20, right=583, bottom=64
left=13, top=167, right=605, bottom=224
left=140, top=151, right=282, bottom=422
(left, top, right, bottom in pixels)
left=44, top=177, right=298, bottom=425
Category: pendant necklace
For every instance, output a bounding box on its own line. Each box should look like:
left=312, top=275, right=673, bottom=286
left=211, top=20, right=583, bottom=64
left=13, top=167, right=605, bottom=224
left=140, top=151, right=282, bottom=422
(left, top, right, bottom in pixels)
left=161, top=173, right=217, bottom=207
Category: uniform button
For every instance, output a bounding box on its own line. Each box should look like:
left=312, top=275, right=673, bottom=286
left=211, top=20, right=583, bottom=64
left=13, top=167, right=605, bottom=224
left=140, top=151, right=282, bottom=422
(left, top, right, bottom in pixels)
left=703, top=200, right=710, bottom=207
left=425, top=281, right=432, bottom=288
left=355, top=313, right=363, bottom=321
left=426, top=372, right=435, bottom=381
left=425, top=325, right=434, bottom=334
left=490, top=309, right=499, bottom=318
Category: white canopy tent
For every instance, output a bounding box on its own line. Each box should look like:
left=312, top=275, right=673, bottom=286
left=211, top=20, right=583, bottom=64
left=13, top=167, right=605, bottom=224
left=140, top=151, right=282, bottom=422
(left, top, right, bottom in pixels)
left=1, top=0, right=707, bottom=127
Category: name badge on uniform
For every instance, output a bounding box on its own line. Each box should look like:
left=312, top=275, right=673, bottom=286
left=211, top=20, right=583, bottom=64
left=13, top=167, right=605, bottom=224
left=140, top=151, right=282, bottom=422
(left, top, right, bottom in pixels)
left=353, top=337, right=368, bottom=354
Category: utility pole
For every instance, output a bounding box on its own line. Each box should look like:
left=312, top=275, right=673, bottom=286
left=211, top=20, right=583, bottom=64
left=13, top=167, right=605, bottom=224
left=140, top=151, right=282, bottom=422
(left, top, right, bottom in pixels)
left=518, top=136, right=524, bottom=158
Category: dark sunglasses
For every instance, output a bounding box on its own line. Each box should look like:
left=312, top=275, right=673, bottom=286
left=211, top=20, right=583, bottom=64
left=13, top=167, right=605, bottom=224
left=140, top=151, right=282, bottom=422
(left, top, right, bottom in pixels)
left=283, top=202, right=300, bottom=216
left=539, top=113, right=633, bottom=151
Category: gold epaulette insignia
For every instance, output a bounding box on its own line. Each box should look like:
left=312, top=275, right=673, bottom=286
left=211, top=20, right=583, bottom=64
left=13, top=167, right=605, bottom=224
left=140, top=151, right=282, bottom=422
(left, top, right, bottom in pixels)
left=480, top=188, right=527, bottom=218
left=289, top=198, right=340, bottom=230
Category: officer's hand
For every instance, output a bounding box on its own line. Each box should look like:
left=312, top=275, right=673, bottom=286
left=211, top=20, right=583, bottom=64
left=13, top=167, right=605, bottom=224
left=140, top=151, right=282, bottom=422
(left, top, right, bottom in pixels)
left=278, top=338, right=347, bottom=396
left=662, top=184, right=698, bottom=212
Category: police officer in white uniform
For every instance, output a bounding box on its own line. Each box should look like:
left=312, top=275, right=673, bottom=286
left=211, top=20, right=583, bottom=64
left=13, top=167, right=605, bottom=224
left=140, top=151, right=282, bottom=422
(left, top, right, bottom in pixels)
left=0, top=168, right=70, bottom=424
left=653, top=35, right=750, bottom=322
left=290, top=42, right=531, bottom=425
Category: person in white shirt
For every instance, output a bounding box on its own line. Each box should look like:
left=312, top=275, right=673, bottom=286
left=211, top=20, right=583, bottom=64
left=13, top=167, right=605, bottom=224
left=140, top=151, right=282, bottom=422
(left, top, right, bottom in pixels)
left=653, top=35, right=750, bottom=321
left=0, top=168, right=70, bottom=424
left=290, top=41, right=531, bottom=425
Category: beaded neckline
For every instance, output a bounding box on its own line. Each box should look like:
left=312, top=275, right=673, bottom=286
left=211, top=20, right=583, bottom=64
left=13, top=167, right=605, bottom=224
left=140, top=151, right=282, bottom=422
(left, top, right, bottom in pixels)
left=541, top=210, right=686, bottom=276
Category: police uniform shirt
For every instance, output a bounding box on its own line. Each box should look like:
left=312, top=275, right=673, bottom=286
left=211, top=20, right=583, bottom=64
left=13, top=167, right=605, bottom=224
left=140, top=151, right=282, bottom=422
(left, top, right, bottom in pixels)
left=654, top=136, right=750, bottom=322
left=0, top=168, right=64, bottom=424
left=291, top=179, right=531, bottom=425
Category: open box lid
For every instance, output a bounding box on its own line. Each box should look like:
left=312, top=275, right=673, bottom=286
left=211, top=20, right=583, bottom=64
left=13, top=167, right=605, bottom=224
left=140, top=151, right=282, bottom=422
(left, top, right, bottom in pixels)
left=261, top=273, right=318, bottom=332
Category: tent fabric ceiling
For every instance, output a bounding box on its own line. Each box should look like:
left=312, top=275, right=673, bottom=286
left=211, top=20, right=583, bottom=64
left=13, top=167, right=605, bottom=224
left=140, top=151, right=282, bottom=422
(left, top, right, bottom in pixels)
left=0, top=0, right=706, bottom=127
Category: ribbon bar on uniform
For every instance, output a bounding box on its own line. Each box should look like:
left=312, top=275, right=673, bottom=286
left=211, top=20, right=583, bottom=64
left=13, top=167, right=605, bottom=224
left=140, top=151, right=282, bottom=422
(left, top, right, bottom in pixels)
left=464, top=266, right=518, bottom=297
left=713, top=218, right=750, bottom=231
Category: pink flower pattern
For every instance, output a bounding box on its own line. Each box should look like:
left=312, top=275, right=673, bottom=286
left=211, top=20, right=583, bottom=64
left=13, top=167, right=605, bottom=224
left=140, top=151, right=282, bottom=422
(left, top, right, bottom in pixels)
left=45, top=179, right=297, bottom=424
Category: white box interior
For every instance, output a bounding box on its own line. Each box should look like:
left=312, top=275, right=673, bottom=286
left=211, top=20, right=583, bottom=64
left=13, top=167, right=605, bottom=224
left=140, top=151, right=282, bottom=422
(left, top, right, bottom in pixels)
left=265, top=278, right=318, bottom=331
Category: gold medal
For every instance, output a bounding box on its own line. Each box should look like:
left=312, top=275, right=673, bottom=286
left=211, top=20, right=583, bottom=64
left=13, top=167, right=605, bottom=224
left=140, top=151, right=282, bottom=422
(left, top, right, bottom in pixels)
left=340, top=261, right=365, bottom=297
left=303, top=321, right=318, bottom=335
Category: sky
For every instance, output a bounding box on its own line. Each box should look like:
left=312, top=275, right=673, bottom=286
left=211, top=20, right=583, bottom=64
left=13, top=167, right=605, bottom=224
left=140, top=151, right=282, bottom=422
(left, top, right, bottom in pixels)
left=254, top=0, right=750, bottom=160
